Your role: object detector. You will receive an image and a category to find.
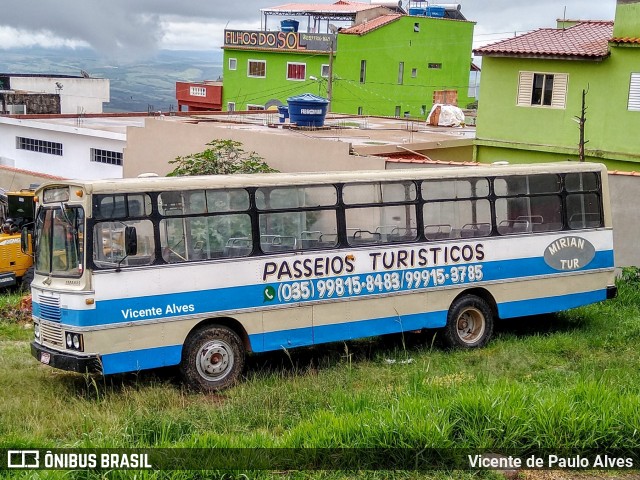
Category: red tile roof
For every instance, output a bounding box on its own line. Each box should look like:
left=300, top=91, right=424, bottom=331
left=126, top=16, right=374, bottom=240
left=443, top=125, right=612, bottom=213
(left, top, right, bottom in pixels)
left=474, top=21, right=614, bottom=59
left=610, top=37, right=640, bottom=44
left=340, top=14, right=402, bottom=35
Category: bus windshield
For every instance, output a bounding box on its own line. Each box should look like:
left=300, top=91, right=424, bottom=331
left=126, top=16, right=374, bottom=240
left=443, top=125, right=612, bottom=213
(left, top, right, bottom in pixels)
left=34, top=206, right=85, bottom=277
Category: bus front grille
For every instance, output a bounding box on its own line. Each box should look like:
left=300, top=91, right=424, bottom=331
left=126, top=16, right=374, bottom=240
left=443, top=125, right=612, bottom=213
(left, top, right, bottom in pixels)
left=41, top=322, right=64, bottom=347
left=38, top=296, right=61, bottom=321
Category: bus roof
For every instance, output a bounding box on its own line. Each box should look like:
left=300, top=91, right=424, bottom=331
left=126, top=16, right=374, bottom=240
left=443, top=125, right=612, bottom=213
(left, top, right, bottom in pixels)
left=38, top=162, right=606, bottom=195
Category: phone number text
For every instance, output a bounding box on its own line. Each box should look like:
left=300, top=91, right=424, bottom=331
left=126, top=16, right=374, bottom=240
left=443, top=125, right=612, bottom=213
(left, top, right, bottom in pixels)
left=276, top=265, right=483, bottom=303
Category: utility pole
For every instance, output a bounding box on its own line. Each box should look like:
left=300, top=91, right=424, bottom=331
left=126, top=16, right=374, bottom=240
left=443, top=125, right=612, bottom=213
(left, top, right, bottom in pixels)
left=576, top=87, right=589, bottom=162
left=327, top=37, right=334, bottom=112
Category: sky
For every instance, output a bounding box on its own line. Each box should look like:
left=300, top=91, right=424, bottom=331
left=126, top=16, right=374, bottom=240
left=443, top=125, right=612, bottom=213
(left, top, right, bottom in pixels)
left=0, top=0, right=617, bottom=61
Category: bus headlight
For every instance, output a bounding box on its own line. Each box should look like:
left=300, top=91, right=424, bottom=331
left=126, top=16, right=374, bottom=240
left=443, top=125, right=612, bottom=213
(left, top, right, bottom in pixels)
left=64, top=331, right=84, bottom=352
left=34, top=323, right=40, bottom=339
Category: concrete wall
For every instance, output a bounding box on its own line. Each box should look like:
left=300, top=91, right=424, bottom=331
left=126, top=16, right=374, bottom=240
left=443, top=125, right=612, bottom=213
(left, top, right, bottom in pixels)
left=0, top=117, right=124, bottom=179
left=9, top=77, right=109, bottom=114
left=609, top=173, right=639, bottom=268
left=1, top=93, right=60, bottom=115
left=124, top=118, right=385, bottom=177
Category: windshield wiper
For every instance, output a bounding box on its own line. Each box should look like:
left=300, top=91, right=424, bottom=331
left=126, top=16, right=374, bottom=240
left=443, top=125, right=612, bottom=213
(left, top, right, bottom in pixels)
left=59, top=202, right=75, bottom=228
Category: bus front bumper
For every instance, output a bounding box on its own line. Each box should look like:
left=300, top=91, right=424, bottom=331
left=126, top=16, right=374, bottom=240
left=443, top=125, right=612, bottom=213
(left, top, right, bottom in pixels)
left=31, top=342, right=102, bottom=374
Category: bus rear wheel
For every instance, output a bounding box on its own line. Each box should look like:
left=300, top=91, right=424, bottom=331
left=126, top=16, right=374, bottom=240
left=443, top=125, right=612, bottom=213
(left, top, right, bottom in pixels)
left=180, top=325, right=245, bottom=392
left=443, top=295, right=494, bottom=348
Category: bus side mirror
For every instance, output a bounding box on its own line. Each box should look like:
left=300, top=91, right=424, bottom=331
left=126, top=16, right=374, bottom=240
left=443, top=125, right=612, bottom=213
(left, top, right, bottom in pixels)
left=20, top=227, right=30, bottom=255
left=124, top=226, right=138, bottom=256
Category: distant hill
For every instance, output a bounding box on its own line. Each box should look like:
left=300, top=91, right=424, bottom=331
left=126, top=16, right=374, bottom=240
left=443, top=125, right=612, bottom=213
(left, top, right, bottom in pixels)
left=0, top=47, right=223, bottom=112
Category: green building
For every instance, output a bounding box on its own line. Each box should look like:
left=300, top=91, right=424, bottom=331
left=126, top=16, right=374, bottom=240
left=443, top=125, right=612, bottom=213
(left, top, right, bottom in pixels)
left=474, top=0, right=640, bottom=171
left=221, top=1, right=475, bottom=118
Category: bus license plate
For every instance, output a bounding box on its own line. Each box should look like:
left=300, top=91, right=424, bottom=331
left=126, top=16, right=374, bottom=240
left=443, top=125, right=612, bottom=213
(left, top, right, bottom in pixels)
left=40, top=352, right=51, bottom=365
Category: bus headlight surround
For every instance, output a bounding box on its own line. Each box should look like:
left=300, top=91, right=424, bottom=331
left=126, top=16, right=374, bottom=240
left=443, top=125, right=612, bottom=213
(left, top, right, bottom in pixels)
left=34, top=323, right=40, bottom=339
left=64, top=331, right=84, bottom=351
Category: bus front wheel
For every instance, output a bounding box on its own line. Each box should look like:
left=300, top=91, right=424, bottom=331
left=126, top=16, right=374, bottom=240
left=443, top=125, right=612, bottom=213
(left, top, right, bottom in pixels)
left=443, top=295, right=494, bottom=348
left=180, top=325, right=245, bottom=392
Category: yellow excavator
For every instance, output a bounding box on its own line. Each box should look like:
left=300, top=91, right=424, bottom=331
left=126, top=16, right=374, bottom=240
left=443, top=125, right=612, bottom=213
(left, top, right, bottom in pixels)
left=0, top=189, right=35, bottom=289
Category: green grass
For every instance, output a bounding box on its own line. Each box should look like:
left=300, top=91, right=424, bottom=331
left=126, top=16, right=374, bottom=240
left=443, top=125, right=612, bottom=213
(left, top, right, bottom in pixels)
left=2, top=277, right=640, bottom=479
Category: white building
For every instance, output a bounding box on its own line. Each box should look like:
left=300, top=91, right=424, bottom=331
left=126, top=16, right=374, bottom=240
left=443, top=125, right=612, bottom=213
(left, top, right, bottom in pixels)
left=0, top=74, right=109, bottom=114
left=0, top=115, right=143, bottom=179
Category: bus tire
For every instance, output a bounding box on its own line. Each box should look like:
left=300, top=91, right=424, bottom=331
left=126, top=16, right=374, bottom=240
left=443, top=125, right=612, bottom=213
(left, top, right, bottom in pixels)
left=180, top=325, right=245, bottom=392
left=442, top=295, right=493, bottom=349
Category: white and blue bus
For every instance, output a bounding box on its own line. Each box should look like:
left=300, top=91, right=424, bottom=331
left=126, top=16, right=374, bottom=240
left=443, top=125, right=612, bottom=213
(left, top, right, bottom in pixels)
left=27, top=162, right=616, bottom=391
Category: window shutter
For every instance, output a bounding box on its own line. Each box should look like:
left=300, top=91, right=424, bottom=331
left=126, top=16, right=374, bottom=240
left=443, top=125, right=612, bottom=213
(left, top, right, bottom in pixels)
left=517, top=72, right=534, bottom=106
left=551, top=73, right=568, bottom=108
left=629, top=73, right=640, bottom=111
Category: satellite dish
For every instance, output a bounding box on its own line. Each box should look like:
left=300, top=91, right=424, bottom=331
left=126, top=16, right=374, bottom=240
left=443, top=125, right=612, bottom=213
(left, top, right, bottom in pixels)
left=328, top=24, right=338, bottom=33
left=80, top=70, right=90, bottom=78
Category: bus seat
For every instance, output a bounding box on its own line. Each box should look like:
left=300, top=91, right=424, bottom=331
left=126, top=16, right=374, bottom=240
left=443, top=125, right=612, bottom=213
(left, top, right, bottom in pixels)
left=389, top=227, right=418, bottom=242
left=569, top=212, right=601, bottom=229
left=300, top=231, right=322, bottom=250
left=460, top=223, right=491, bottom=238
left=497, top=219, right=531, bottom=235
left=351, top=230, right=381, bottom=244
left=425, top=224, right=452, bottom=240
left=318, top=233, right=338, bottom=247
left=516, top=215, right=543, bottom=225
left=223, top=237, right=252, bottom=257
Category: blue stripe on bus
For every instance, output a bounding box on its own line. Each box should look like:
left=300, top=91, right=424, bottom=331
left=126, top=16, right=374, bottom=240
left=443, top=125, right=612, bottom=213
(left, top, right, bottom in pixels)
left=497, top=289, right=607, bottom=319
left=33, top=250, right=614, bottom=329
left=311, top=310, right=446, bottom=348
left=101, top=344, right=182, bottom=375
left=96, top=288, right=609, bottom=374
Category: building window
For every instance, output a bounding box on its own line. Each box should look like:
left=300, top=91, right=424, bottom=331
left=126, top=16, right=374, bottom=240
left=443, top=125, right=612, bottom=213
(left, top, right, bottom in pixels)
left=532, top=73, right=554, bottom=105
left=16, top=137, right=62, bottom=156
left=398, top=62, right=404, bottom=85
left=411, top=68, right=418, bottom=78
left=360, top=60, right=367, bottom=84
left=357, top=106, right=363, bottom=115
left=287, top=63, right=306, bottom=81
left=227, top=102, right=236, bottom=112
left=321, top=64, right=330, bottom=78
left=247, top=104, right=265, bottom=111
left=517, top=71, right=568, bottom=108
left=229, top=58, right=237, bottom=71
left=428, top=63, right=442, bottom=69
left=248, top=60, right=266, bottom=78
left=628, top=73, right=640, bottom=111
left=189, top=86, right=206, bottom=97
left=91, top=148, right=123, bottom=166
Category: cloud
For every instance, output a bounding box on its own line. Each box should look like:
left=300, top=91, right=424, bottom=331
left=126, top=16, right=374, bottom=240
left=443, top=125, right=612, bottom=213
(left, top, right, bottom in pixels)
left=0, top=0, right=619, bottom=59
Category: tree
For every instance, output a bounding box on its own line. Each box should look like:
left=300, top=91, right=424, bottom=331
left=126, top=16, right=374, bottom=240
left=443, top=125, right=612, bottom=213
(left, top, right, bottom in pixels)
left=167, top=139, right=278, bottom=176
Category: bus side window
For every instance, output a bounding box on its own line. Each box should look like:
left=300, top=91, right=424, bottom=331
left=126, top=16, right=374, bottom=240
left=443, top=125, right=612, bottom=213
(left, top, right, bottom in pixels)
left=344, top=206, right=416, bottom=246
left=423, top=200, right=491, bottom=239
left=93, top=220, right=154, bottom=268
